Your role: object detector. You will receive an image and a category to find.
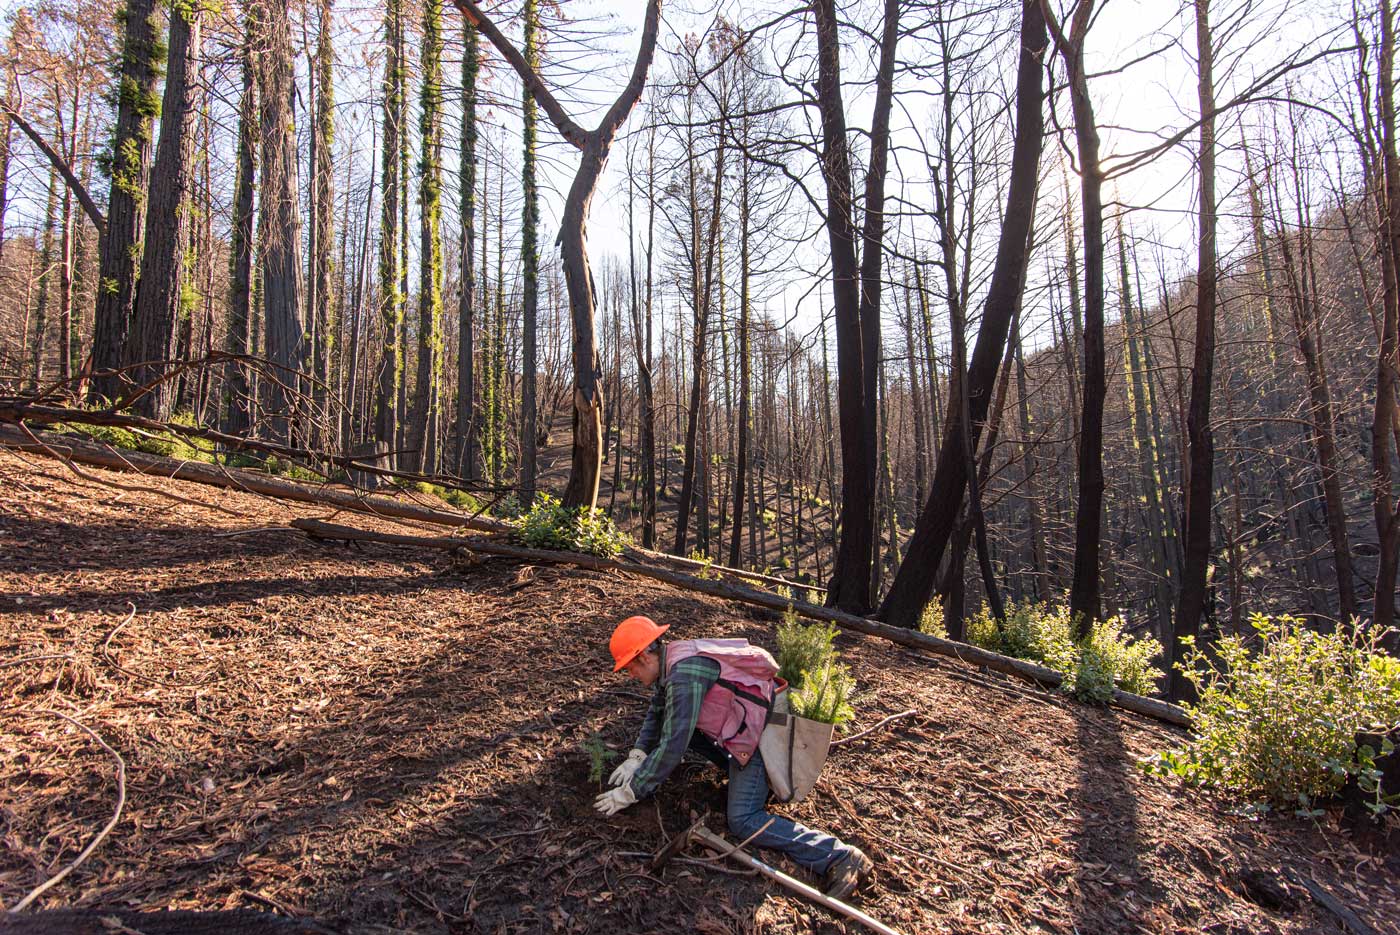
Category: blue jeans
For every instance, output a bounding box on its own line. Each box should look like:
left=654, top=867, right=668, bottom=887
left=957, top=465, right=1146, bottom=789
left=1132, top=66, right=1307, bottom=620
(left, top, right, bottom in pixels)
left=727, top=746, right=848, bottom=875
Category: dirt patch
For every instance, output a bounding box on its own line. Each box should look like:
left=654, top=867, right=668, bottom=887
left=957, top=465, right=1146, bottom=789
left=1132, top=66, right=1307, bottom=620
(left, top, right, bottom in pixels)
left=1, top=446, right=1396, bottom=934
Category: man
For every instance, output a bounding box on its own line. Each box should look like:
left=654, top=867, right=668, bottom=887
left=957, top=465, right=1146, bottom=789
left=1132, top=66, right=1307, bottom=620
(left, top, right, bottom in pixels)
left=593, top=614, right=872, bottom=899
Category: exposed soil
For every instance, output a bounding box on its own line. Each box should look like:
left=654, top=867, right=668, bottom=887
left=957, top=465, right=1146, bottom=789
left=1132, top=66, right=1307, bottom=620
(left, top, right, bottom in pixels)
left=2, top=445, right=1397, bottom=934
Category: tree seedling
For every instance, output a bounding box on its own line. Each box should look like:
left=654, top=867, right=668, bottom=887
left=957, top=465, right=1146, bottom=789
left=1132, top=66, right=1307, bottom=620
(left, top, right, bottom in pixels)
left=582, top=732, right=616, bottom=787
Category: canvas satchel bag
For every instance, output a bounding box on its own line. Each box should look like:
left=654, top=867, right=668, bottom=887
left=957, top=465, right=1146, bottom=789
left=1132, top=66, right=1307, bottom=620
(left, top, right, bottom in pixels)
left=759, top=687, right=833, bottom=803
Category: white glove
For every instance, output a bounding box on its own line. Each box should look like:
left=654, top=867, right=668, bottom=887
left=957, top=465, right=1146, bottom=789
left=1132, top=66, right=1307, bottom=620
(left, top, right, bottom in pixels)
left=594, top=782, right=637, bottom=816
left=609, top=748, right=647, bottom=787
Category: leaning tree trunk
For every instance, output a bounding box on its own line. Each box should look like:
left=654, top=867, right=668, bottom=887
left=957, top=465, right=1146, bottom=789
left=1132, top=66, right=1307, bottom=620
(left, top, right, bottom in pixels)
left=124, top=4, right=201, bottom=420
left=878, top=0, right=1046, bottom=628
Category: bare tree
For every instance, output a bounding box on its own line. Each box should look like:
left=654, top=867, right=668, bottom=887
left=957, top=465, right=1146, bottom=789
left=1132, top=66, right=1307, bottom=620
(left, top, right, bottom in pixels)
left=450, top=0, right=663, bottom=510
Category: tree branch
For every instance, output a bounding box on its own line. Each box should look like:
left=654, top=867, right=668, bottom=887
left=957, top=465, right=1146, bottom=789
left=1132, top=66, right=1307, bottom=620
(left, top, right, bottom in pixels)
left=3, top=102, right=106, bottom=235
left=446, top=0, right=590, bottom=149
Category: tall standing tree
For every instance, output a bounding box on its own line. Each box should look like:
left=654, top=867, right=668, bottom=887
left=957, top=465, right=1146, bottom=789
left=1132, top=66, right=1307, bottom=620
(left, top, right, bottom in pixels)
left=125, top=0, right=202, bottom=419
left=812, top=0, right=899, bottom=613
left=223, top=11, right=257, bottom=437
left=30, top=168, right=59, bottom=389
left=1043, top=0, right=1107, bottom=633
left=374, top=0, right=406, bottom=462
left=255, top=0, right=308, bottom=442
left=450, top=0, right=663, bottom=509
left=309, top=0, right=337, bottom=445
left=1171, top=0, right=1218, bottom=701
left=0, top=65, right=14, bottom=268
left=627, top=123, right=658, bottom=547
left=519, top=0, right=541, bottom=505
left=455, top=16, right=480, bottom=477
left=411, top=0, right=445, bottom=473
left=89, top=0, right=162, bottom=402
left=1371, top=0, right=1400, bottom=639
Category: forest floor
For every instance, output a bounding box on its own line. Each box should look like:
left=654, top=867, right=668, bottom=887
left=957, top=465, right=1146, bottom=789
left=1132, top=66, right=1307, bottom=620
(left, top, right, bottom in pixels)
left=2, top=444, right=1398, bottom=935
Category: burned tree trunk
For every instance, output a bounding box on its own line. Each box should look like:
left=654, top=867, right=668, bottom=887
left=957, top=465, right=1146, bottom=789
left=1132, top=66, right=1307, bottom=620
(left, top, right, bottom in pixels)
left=879, top=0, right=1046, bottom=628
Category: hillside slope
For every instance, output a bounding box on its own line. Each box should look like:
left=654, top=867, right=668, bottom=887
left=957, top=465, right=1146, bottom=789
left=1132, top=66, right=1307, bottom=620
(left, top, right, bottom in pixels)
left=1, top=447, right=1396, bottom=934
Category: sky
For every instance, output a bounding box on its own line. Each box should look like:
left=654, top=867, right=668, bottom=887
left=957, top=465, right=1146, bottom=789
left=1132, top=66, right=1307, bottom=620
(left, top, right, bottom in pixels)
left=568, top=0, right=1358, bottom=351
left=0, top=0, right=1365, bottom=357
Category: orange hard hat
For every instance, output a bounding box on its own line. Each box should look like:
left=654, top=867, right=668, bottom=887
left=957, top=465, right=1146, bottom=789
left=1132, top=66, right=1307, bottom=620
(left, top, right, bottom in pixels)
left=609, top=615, right=669, bottom=671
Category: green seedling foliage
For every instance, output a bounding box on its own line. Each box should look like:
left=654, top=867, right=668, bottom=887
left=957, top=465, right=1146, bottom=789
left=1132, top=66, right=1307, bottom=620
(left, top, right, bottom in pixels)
left=776, top=613, right=837, bottom=690
left=390, top=477, right=480, bottom=511
left=918, top=601, right=946, bottom=639
left=582, top=732, right=615, bottom=787
left=789, top=658, right=855, bottom=727
left=688, top=550, right=716, bottom=579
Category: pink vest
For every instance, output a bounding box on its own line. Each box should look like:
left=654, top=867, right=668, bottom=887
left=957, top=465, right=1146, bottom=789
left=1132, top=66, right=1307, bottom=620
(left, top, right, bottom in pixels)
left=666, top=638, right=780, bottom=766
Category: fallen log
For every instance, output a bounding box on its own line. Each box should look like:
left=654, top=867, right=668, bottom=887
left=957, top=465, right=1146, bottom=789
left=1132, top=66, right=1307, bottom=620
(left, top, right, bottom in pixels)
left=0, top=424, right=511, bottom=535
left=1, top=422, right=820, bottom=597
left=291, top=518, right=1190, bottom=728
left=624, top=544, right=826, bottom=595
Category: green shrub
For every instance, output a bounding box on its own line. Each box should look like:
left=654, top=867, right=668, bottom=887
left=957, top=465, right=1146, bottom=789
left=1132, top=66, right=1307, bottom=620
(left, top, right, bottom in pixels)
left=967, top=601, right=1079, bottom=674
left=65, top=423, right=141, bottom=450
left=688, top=549, right=716, bottom=580
left=223, top=451, right=263, bottom=470
left=262, top=456, right=324, bottom=483
left=517, top=494, right=628, bottom=557
left=918, top=600, right=946, bottom=639
left=440, top=486, right=479, bottom=511
left=58, top=418, right=214, bottom=464
left=1144, top=614, right=1400, bottom=813
left=391, top=478, right=480, bottom=511
left=789, top=658, right=856, bottom=727
left=134, top=430, right=214, bottom=463
left=494, top=494, right=523, bottom=520
left=1073, top=615, right=1161, bottom=700
left=964, top=601, right=1162, bottom=703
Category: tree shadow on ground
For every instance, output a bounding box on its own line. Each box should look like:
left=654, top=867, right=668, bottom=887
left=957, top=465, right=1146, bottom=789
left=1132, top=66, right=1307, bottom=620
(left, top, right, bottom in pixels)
left=1071, top=707, right=1165, bottom=933
left=1, top=513, right=315, bottom=577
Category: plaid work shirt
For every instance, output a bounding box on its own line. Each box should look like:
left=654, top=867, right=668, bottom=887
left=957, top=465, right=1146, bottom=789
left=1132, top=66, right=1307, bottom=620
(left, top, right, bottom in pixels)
left=627, top=652, right=722, bottom=799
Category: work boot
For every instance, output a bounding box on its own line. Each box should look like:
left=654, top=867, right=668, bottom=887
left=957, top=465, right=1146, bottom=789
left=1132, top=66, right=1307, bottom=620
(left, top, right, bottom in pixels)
left=823, top=846, right=872, bottom=900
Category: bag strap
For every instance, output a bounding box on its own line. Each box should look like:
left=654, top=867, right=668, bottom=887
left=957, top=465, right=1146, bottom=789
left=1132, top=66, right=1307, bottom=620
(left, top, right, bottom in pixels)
left=716, top=677, right=773, bottom=712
